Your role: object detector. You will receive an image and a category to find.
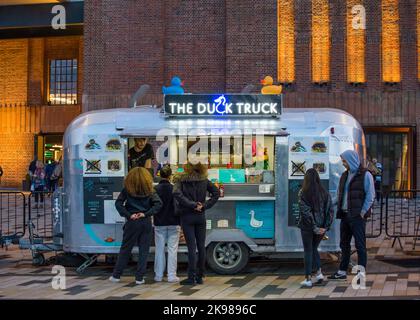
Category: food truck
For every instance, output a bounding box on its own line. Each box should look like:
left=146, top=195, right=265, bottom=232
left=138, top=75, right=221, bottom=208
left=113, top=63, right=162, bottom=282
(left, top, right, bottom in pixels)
left=48, top=94, right=365, bottom=274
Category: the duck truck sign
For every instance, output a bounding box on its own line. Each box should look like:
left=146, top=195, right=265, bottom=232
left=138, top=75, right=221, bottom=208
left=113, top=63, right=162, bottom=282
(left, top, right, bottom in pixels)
left=163, top=94, right=282, bottom=117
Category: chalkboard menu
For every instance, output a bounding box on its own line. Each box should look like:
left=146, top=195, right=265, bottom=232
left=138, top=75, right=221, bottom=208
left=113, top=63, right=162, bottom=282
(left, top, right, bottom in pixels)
left=288, top=179, right=329, bottom=227
left=83, top=177, right=124, bottom=224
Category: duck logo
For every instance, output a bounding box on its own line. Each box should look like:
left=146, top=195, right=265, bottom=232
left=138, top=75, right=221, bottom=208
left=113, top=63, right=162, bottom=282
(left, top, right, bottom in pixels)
left=214, top=95, right=227, bottom=115
left=249, top=210, right=264, bottom=228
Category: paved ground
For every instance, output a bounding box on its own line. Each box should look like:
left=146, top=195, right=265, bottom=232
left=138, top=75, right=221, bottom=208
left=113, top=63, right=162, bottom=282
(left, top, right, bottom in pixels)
left=1, top=232, right=420, bottom=300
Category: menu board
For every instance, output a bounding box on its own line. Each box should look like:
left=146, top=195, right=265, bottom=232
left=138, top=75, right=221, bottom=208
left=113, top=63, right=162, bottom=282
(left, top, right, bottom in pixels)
left=288, top=136, right=329, bottom=180
left=288, top=179, right=329, bottom=227
left=81, top=134, right=125, bottom=177
left=83, top=177, right=124, bottom=224
left=288, top=136, right=330, bottom=227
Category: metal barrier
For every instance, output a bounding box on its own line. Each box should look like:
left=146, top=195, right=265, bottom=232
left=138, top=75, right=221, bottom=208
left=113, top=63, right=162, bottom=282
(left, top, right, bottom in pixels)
left=28, top=191, right=54, bottom=240
left=385, top=190, right=420, bottom=250
left=0, top=191, right=26, bottom=246
left=366, top=193, right=384, bottom=239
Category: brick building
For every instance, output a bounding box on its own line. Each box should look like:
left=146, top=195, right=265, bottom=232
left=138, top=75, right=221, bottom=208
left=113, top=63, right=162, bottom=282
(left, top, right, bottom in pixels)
left=0, top=0, right=419, bottom=191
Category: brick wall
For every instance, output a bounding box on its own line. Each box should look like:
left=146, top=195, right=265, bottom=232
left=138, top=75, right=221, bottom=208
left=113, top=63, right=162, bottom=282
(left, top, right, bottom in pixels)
left=0, top=133, right=34, bottom=188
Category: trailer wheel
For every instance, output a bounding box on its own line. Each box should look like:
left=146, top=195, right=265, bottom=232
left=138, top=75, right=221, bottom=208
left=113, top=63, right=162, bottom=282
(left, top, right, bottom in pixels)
left=32, top=253, right=45, bottom=266
left=206, top=242, right=249, bottom=275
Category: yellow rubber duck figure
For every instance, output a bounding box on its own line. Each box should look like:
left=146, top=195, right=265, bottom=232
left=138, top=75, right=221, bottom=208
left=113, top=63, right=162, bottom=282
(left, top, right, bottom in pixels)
left=260, top=76, right=282, bottom=95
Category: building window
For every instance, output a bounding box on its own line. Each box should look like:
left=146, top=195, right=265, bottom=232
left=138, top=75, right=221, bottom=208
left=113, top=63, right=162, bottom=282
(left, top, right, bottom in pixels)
left=311, top=0, right=330, bottom=83
left=277, top=0, right=295, bottom=83
left=382, top=0, right=400, bottom=83
left=49, top=59, right=78, bottom=105
left=347, top=0, right=366, bottom=84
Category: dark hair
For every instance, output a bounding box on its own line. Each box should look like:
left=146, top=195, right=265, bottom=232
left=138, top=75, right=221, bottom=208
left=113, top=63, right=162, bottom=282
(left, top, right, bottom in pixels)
left=301, top=168, right=328, bottom=213
left=159, top=165, right=172, bottom=179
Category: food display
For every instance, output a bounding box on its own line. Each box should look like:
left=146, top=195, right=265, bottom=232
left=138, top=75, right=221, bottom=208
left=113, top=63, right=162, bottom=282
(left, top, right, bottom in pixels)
left=290, top=141, right=307, bottom=153
left=85, top=139, right=101, bottom=150
left=311, top=141, right=327, bottom=153
left=108, top=160, right=121, bottom=171
left=313, top=162, right=326, bottom=174
left=106, top=139, right=122, bottom=151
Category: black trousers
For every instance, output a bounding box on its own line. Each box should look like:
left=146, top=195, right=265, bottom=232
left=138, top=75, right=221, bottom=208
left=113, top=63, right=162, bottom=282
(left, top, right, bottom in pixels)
left=181, top=214, right=206, bottom=279
left=113, top=218, right=153, bottom=281
left=300, top=229, right=323, bottom=277
left=339, top=215, right=367, bottom=272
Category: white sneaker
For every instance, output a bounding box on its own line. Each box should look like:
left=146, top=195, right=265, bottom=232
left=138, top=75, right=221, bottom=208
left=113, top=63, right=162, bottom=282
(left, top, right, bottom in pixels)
left=300, top=279, right=313, bottom=288
left=167, top=276, right=180, bottom=283
left=109, top=276, right=120, bottom=283
left=315, top=273, right=324, bottom=282
left=154, top=276, right=163, bottom=282
left=135, top=279, right=145, bottom=285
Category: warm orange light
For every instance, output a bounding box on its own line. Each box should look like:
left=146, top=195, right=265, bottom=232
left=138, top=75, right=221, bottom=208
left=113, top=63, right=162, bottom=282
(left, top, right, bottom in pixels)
left=347, top=0, right=366, bottom=83
left=382, top=0, right=401, bottom=83
left=312, top=0, right=330, bottom=83
left=277, top=0, right=295, bottom=83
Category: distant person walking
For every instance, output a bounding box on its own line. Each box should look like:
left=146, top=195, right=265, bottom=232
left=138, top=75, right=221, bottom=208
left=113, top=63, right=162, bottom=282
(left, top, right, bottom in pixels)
left=328, top=150, right=375, bottom=281
left=153, top=165, right=181, bottom=283
left=297, top=168, right=334, bottom=288
left=372, top=158, right=383, bottom=202
left=109, top=167, right=162, bottom=285
left=0, top=165, right=3, bottom=185
left=173, top=162, right=220, bottom=285
left=31, top=161, right=47, bottom=209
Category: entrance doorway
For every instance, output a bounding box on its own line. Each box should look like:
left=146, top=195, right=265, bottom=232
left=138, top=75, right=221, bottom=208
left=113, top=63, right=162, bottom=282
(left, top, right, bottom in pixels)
left=364, top=127, right=415, bottom=191
left=36, top=134, right=63, bottom=164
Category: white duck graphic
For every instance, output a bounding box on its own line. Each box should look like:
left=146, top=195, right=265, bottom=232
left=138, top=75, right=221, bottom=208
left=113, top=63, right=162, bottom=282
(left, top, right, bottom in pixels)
left=249, top=210, right=263, bottom=228
left=214, top=95, right=227, bottom=115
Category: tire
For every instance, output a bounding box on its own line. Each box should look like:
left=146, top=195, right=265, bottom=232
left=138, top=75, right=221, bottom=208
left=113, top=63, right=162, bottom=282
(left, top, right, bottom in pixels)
left=32, top=253, right=45, bottom=266
left=206, top=242, right=249, bottom=275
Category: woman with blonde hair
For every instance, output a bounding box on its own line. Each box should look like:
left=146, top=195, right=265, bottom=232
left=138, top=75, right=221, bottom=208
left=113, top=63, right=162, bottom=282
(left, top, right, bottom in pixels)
left=173, top=162, right=220, bottom=285
left=32, top=160, right=47, bottom=209
left=109, top=167, right=162, bottom=285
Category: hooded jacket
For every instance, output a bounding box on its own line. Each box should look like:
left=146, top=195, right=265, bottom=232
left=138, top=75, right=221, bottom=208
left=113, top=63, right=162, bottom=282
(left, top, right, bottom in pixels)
left=337, top=150, right=375, bottom=219
left=173, top=171, right=220, bottom=217
left=154, top=179, right=180, bottom=226
left=115, top=188, right=163, bottom=220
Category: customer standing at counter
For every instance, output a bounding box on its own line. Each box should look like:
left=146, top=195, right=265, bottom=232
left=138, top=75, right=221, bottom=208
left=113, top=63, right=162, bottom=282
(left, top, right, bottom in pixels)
left=128, top=138, right=154, bottom=170
left=154, top=165, right=181, bottom=283
left=109, top=167, right=162, bottom=285
left=297, top=168, right=334, bottom=288
left=173, top=162, right=220, bottom=285
left=328, top=150, right=375, bottom=281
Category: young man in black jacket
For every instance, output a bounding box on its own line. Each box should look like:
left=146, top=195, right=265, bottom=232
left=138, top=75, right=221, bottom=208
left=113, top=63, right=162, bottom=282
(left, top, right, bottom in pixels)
left=153, top=165, right=181, bottom=283
left=173, top=162, right=220, bottom=285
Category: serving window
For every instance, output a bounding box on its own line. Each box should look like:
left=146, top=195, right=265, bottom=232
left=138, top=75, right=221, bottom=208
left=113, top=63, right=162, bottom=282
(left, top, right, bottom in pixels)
left=127, top=135, right=276, bottom=185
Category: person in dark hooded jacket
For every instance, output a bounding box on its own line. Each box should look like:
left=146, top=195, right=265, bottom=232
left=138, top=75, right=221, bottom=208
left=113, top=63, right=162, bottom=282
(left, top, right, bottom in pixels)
left=173, top=162, right=220, bottom=285
left=298, top=168, right=334, bottom=288
left=109, top=167, right=162, bottom=285
left=328, top=150, right=375, bottom=281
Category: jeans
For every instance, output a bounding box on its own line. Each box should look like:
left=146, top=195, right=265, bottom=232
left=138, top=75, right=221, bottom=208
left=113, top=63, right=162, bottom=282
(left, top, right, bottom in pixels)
left=113, top=218, right=153, bottom=281
left=154, top=225, right=181, bottom=279
left=300, top=229, right=323, bottom=277
left=34, top=186, right=44, bottom=203
left=339, top=215, right=367, bottom=272
left=181, top=215, right=206, bottom=279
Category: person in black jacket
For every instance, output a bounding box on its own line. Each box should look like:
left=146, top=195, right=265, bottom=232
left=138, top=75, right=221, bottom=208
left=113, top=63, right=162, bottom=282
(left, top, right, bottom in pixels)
left=153, top=165, right=181, bottom=283
left=297, top=168, right=334, bottom=288
left=109, top=167, right=162, bottom=285
left=173, top=162, right=220, bottom=285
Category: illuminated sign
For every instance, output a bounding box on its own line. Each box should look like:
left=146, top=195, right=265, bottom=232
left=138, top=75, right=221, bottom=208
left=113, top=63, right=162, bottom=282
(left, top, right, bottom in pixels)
left=163, top=94, right=282, bottom=117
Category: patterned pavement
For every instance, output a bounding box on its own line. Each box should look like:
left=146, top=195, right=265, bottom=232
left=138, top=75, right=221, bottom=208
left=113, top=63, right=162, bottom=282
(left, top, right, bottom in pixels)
left=1, top=233, right=420, bottom=300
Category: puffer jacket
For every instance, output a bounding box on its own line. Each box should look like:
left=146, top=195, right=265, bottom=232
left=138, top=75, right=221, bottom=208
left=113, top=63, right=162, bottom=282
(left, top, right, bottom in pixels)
left=173, top=171, right=220, bottom=216
left=115, top=188, right=163, bottom=220
left=297, top=189, right=334, bottom=234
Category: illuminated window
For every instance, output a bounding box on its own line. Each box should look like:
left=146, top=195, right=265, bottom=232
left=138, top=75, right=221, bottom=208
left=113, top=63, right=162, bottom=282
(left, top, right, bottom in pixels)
left=382, top=0, right=400, bottom=83
left=312, top=0, right=330, bottom=83
left=347, top=0, right=366, bottom=83
left=277, top=0, right=295, bottom=83
left=49, top=59, right=78, bottom=105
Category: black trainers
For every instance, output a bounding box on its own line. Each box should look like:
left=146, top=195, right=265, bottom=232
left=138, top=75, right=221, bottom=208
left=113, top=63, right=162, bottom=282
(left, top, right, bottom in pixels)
left=180, top=277, right=196, bottom=285
left=327, top=272, right=347, bottom=280
left=195, top=276, right=203, bottom=285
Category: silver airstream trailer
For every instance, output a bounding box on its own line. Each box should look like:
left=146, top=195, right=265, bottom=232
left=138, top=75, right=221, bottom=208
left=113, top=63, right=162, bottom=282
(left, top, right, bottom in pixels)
left=50, top=94, right=365, bottom=274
